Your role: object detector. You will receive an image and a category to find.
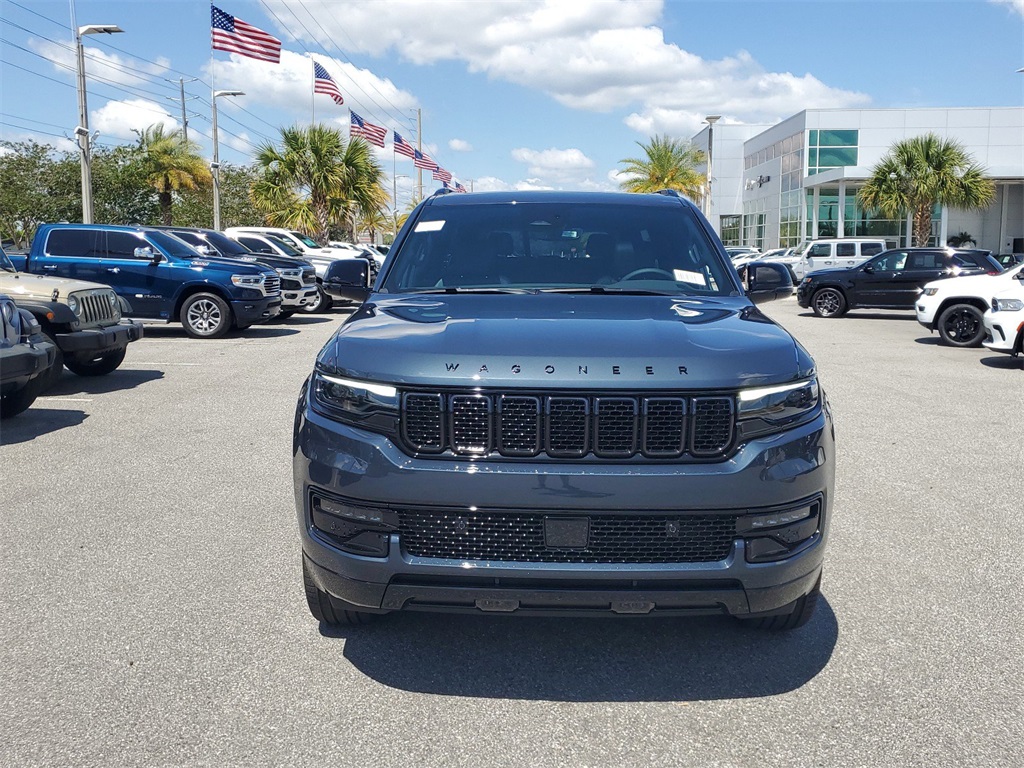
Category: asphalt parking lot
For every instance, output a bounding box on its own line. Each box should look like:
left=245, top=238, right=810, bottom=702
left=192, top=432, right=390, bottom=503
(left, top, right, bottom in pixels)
left=2, top=299, right=1022, bottom=767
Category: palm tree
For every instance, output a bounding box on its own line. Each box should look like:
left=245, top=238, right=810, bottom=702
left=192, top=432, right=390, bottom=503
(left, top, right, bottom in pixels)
left=136, top=124, right=211, bottom=225
left=858, top=134, right=995, bottom=247
left=250, top=123, right=386, bottom=244
left=356, top=206, right=391, bottom=243
left=618, top=135, right=706, bottom=201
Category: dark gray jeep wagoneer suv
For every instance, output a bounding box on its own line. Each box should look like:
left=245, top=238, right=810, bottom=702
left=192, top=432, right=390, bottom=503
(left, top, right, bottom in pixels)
left=294, top=190, right=834, bottom=630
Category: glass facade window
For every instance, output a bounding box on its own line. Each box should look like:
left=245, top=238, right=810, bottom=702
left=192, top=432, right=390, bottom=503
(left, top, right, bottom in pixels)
left=807, top=128, right=858, bottom=175
left=776, top=131, right=805, bottom=247
left=720, top=215, right=741, bottom=246
left=805, top=187, right=941, bottom=246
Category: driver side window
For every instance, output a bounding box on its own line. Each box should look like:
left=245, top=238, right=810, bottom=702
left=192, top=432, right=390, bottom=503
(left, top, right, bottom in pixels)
left=808, top=244, right=831, bottom=258
left=873, top=251, right=908, bottom=271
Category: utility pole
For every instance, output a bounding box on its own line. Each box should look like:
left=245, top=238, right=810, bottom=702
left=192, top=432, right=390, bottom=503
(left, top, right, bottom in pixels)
left=166, top=77, right=199, bottom=143
left=211, top=89, right=244, bottom=230
left=416, top=108, right=422, bottom=201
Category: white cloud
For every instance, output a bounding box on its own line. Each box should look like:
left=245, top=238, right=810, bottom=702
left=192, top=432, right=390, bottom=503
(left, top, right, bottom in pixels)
left=991, top=0, right=1024, bottom=16
left=263, top=1, right=867, bottom=134
left=90, top=99, right=178, bottom=140
left=449, top=138, right=473, bottom=152
left=29, top=38, right=169, bottom=89
left=205, top=50, right=417, bottom=125
left=510, top=146, right=595, bottom=186
left=471, top=176, right=512, bottom=192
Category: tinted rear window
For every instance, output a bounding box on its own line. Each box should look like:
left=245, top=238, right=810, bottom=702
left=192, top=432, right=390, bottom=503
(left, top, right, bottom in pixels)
left=383, top=202, right=735, bottom=295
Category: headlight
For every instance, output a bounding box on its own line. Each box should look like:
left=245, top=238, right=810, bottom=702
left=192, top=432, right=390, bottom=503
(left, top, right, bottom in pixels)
left=802, top=277, right=812, bottom=284
left=107, top=292, right=118, bottom=308
left=992, top=297, right=1024, bottom=312
left=67, top=294, right=80, bottom=315
left=1, top=300, right=15, bottom=324
left=310, top=372, right=400, bottom=433
left=231, top=274, right=265, bottom=287
left=737, top=378, right=820, bottom=439
left=923, top=287, right=939, bottom=296
left=278, top=268, right=302, bottom=278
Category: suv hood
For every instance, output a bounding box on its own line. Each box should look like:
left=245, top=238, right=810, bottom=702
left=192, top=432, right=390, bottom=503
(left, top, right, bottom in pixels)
left=924, top=267, right=1020, bottom=293
left=319, top=294, right=812, bottom=389
left=0, top=270, right=112, bottom=299
left=216, top=254, right=312, bottom=271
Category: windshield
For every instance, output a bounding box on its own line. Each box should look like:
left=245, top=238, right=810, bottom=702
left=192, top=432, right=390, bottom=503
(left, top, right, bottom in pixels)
left=382, top=201, right=736, bottom=295
left=201, top=230, right=249, bottom=257
left=290, top=231, right=322, bottom=248
left=266, top=234, right=302, bottom=256
left=147, top=230, right=204, bottom=258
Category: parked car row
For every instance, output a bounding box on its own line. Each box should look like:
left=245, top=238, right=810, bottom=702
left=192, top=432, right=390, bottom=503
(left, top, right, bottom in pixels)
left=746, top=237, right=1024, bottom=367
left=1, top=224, right=384, bottom=418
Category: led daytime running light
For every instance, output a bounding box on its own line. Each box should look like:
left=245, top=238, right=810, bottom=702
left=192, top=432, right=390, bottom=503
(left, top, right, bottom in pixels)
left=739, top=380, right=811, bottom=402
left=319, top=373, right=397, bottom=399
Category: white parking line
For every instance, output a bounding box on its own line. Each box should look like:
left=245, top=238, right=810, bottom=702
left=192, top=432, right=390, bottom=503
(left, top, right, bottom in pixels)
left=122, top=362, right=202, bottom=366
left=37, top=397, right=93, bottom=402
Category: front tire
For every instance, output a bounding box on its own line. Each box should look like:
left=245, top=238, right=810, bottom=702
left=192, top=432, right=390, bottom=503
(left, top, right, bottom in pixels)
left=811, top=287, right=847, bottom=318
left=180, top=293, right=232, bottom=338
left=302, top=285, right=333, bottom=314
left=937, top=304, right=985, bottom=347
left=38, top=332, right=64, bottom=391
left=302, top=559, right=378, bottom=627
left=65, top=346, right=126, bottom=376
left=0, top=376, right=45, bottom=419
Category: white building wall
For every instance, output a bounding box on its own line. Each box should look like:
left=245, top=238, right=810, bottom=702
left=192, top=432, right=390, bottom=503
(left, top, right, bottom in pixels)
left=692, top=123, right=769, bottom=233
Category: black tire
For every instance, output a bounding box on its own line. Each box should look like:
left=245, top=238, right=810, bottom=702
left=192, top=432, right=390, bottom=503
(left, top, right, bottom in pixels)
left=179, top=292, right=232, bottom=338
left=937, top=303, right=985, bottom=347
left=0, top=375, right=45, bottom=419
left=302, top=285, right=333, bottom=314
left=37, top=332, right=64, bottom=391
left=811, top=287, right=847, bottom=318
left=739, top=575, right=821, bottom=631
left=277, top=309, right=297, bottom=320
left=302, top=559, right=378, bottom=626
left=64, top=346, right=126, bottom=376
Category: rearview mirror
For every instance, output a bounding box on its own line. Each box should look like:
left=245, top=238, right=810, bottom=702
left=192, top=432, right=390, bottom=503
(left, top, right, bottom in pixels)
left=323, top=259, right=371, bottom=303
left=744, top=262, right=795, bottom=304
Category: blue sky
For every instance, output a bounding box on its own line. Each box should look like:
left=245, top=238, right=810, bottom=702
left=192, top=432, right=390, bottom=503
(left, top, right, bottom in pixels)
left=1, top=0, right=1022, bottom=212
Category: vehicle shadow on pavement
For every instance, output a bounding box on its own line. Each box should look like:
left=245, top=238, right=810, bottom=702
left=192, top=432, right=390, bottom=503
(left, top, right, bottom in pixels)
left=269, top=315, right=333, bottom=325
left=979, top=356, right=1024, bottom=370
left=325, top=599, right=838, bottom=701
left=913, top=337, right=941, bottom=345
left=797, top=311, right=917, bottom=321
left=0, top=408, right=88, bottom=445
left=45, top=368, right=164, bottom=397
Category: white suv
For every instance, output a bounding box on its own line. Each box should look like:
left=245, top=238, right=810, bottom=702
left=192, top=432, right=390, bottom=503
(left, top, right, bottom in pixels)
left=982, top=281, right=1024, bottom=359
left=916, top=263, right=1023, bottom=347
left=790, top=238, right=888, bottom=280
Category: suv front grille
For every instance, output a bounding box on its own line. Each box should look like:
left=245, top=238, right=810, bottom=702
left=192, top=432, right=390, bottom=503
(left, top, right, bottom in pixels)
left=398, top=509, right=738, bottom=563
left=79, top=291, right=117, bottom=325
left=263, top=275, right=281, bottom=296
left=400, top=391, right=735, bottom=460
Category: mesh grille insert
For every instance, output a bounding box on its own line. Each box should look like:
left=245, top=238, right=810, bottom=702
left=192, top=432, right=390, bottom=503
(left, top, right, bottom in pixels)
left=691, top=397, right=735, bottom=457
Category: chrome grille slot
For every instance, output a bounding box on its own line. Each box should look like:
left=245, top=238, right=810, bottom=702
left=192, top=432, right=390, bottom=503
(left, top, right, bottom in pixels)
left=546, top=397, right=589, bottom=457
left=497, top=396, right=541, bottom=456
left=691, top=397, right=735, bottom=457
left=263, top=275, right=281, bottom=296
left=642, top=398, right=686, bottom=457
left=302, top=268, right=316, bottom=286
left=450, top=395, right=492, bottom=455
left=594, top=397, right=637, bottom=457
left=402, top=393, right=444, bottom=452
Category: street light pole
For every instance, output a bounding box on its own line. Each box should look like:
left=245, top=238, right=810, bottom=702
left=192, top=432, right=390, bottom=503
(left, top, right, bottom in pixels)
left=211, top=89, right=244, bottom=230
left=73, top=20, right=123, bottom=223
left=704, top=115, right=721, bottom=225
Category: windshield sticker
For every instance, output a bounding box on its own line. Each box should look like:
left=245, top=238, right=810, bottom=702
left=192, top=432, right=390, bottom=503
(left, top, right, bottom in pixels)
left=414, top=220, right=445, bottom=233
left=673, top=269, right=706, bottom=286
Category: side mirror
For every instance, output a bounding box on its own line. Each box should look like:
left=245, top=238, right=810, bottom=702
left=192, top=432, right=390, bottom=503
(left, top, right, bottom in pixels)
left=195, top=245, right=216, bottom=256
left=863, top=264, right=874, bottom=274
left=1014, top=270, right=1024, bottom=281
left=745, top=262, right=795, bottom=304
left=134, top=246, right=162, bottom=263
left=323, top=259, right=371, bottom=302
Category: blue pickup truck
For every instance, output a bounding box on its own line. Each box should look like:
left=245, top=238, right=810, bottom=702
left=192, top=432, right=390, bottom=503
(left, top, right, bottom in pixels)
left=11, top=224, right=282, bottom=338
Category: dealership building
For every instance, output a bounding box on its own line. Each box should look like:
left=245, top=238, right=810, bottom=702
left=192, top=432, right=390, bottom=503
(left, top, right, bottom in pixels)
left=691, top=107, right=1024, bottom=253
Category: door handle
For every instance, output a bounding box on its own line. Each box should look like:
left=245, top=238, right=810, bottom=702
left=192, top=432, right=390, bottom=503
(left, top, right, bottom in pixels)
left=106, top=268, right=121, bottom=274
left=41, top=265, right=57, bottom=270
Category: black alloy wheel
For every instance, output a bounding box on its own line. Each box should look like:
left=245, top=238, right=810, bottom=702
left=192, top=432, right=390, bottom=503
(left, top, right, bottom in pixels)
left=937, top=304, right=985, bottom=347
left=811, top=287, right=847, bottom=318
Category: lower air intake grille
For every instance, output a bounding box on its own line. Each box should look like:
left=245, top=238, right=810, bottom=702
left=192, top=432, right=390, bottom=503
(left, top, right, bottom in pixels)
left=398, top=510, right=738, bottom=563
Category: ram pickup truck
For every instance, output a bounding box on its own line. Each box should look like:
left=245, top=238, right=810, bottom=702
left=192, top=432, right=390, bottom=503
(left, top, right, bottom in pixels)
left=294, top=189, right=834, bottom=631
left=1, top=246, right=142, bottom=388
left=12, top=224, right=281, bottom=338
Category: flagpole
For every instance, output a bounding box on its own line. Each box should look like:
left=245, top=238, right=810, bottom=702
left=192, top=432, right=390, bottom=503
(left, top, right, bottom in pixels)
left=392, top=144, right=398, bottom=239
left=310, top=57, right=315, bottom=125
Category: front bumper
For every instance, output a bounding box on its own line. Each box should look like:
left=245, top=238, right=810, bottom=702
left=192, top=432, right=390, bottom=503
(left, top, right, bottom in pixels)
left=55, top=320, right=144, bottom=353
left=0, top=339, right=57, bottom=389
left=796, top=282, right=813, bottom=307
left=232, top=297, right=281, bottom=324
left=982, top=313, right=1024, bottom=355
left=294, top=395, right=835, bottom=618
left=281, top=286, right=318, bottom=309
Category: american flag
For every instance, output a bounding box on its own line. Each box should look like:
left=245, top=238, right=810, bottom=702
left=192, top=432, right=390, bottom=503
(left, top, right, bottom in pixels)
left=454, top=181, right=467, bottom=193
left=413, top=149, right=437, bottom=171
left=313, top=62, right=344, bottom=105
left=350, top=111, right=387, bottom=147
left=211, top=5, right=281, bottom=63
left=432, top=167, right=452, bottom=182
left=393, top=131, right=415, bottom=159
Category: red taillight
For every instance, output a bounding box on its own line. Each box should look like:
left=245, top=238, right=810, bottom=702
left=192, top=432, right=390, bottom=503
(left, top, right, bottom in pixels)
left=987, top=271, right=1000, bottom=276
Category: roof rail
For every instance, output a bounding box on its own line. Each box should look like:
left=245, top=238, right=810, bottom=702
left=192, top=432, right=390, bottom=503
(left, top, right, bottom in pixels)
left=655, top=189, right=694, bottom=203
left=430, top=187, right=455, bottom=197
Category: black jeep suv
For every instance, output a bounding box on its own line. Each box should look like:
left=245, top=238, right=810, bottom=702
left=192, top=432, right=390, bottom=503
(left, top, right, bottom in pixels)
left=797, top=247, right=1002, bottom=318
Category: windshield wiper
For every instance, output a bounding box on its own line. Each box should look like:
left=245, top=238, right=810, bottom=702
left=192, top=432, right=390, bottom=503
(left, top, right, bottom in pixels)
left=539, top=285, right=687, bottom=296
left=411, top=287, right=539, bottom=295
